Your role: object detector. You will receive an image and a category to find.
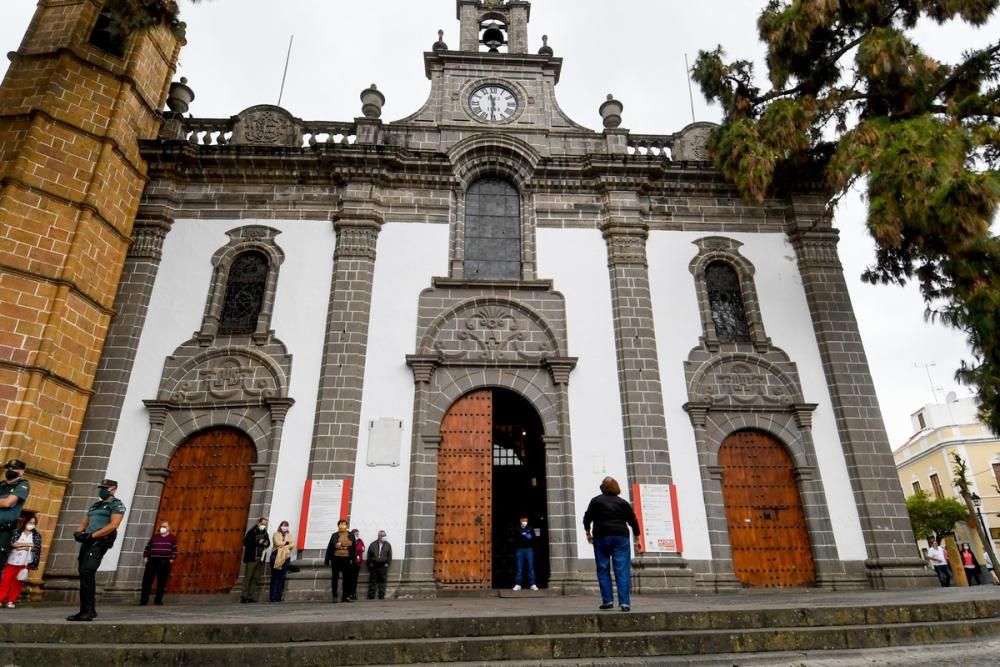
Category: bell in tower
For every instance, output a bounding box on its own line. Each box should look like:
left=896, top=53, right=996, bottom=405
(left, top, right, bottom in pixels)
left=457, top=0, right=531, bottom=54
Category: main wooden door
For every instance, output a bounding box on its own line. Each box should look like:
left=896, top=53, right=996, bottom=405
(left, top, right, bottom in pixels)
left=720, top=430, right=815, bottom=587
left=434, top=390, right=493, bottom=589
left=155, top=427, right=256, bottom=594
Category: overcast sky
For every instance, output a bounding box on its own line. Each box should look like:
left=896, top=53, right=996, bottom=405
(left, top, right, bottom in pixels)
left=3, top=1, right=996, bottom=447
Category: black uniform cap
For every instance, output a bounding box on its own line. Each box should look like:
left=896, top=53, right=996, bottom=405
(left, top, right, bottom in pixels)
left=98, top=478, right=118, bottom=488
left=4, top=459, right=26, bottom=471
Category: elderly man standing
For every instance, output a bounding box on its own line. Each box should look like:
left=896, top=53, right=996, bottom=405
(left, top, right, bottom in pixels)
left=69, top=479, right=126, bottom=621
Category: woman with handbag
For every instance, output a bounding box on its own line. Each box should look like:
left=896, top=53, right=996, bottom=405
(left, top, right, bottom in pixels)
left=0, top=514, right=41, bottom=608
left=269, top=520, right=295, bottom=602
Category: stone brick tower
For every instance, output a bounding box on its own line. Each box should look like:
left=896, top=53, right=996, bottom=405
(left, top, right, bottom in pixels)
left=0, top=1, right=182, bottom=573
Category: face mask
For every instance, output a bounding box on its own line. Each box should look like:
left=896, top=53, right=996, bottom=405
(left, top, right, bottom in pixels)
left=378, top=536, right=385, bottom=542
left=258, top=524, right=267, bottom=531
left=160, top=527, right=168, bottom=535
left=520, top=522, right=528, bottom=528
left=4, top=470, right=18, bottom=481
left=280, top=527, right=288, bottom=534
left=99, top=489, right=111, bottom=500
left=26, top=523, right=36, bottom=531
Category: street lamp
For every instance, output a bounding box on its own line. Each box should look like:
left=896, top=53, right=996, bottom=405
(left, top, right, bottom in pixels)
left=972, top=492, right=989, bottom=548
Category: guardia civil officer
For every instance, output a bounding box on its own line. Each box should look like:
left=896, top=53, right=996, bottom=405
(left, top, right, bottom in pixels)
left=68, top=479, right=126, bottom=621
left=0, top=459, right=31, bottom=572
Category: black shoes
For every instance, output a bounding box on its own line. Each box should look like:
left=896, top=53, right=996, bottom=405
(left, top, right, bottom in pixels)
left=621, top=606, right=631, bottom=612
left=599, top=603, right=614, bottom=610
left=67, top=612, right=95, bottom=622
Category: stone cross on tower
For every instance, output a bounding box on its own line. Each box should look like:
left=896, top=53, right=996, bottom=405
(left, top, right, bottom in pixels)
left=457, top=0, right=531, bottom=53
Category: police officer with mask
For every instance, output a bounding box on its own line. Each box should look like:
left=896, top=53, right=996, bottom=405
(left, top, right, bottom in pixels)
left=0, top=459, right=30, bottom=573
left=68, top=479, right=126, bottom=622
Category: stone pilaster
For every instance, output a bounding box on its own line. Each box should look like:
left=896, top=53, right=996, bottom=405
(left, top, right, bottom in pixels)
left=306, top=187, right=383, bottom=511
left=601, top=191, right=692, bottom=589
left=44, top=208, right=175, bottom=599
left=786, top=194, right=934, bottom=589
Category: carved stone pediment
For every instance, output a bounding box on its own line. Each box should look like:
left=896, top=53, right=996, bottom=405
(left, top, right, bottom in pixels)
left=672, top=121, right=717, bottom=162
left=419, top=299, right=561, bottom=363
left=158, top=348, right=289, bottom=404
left=688, top=355, right=801, bottom=409
left=230, top=105, right=300, bottom=146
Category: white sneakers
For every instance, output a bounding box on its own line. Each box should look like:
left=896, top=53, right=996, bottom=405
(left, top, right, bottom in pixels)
left=512, top=585, right=539, bottom=591
left=512, top=585, right=521, bottom=591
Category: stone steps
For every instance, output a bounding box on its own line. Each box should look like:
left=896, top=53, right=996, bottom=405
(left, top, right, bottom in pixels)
left=3, top=599, right=999, bottom=666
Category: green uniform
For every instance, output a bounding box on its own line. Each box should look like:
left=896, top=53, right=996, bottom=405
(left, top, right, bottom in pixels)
left=0, top=477, right=30, bottom=562
left=75, top=496, right=126, bottom=617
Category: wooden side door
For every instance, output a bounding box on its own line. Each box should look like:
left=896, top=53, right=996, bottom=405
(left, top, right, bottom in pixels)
left=434, top=390, right=493, bottom=589
left=154, top=427, right=256, bottom=594
left=720, top=430, right=815, bottom=587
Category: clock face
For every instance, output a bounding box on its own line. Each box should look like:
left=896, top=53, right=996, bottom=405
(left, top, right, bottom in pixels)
left=469, top=85, right=518, bottom=123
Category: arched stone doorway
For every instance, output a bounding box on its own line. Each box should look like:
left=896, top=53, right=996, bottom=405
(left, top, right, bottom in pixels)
left=720, top=430, right=815, bottom=587
left=434, top=388, right=548, bottom=590
left=155, top=427, right=256, bottom=594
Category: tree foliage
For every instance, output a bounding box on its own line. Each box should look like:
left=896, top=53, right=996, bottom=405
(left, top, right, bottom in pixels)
left=905, top=489, right=970, bottom=539
left=99, top=0, right=189, bottom=41
left=693, top=1, right=1000, bottom=431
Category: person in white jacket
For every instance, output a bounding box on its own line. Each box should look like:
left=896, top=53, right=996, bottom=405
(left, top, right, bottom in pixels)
left=927, top=537, right=951, bottom=587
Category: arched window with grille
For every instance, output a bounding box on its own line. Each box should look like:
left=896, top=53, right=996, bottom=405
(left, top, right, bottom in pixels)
left=218, top=250, right=269, bottom=335
left=464, top=178, right=521, bottom=280
left=706, top=261, right=750, bottom=341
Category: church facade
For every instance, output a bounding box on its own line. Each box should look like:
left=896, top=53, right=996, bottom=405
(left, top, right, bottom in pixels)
left=41, top=0, right=931, bottom=598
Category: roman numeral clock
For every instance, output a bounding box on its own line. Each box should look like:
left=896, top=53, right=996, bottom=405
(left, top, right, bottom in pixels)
left=469, top=85, right=518, bottom=123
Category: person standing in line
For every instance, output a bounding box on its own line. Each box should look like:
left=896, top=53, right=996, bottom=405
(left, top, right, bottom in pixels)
left=347, top=528, right=365, bottom=602
left=512, top=514, right=538, bottom=592
left=366, top=530, right=392, bottom=600
left=140, top=521, right=177, bottom=605
left=68, top=479, right=126, bottom=621
left=269, top=520, right=294, bottom=602
left=984, top=549, right=1000, bottom=585
left=927, top=537, right=951, bottom=587
left=324, top=519, right=355, bottom=603
left=240, top=517, right=270, bottom=603
left=960, top=542, right=982, bottom=586
left=0, top=514, right=41, bottom=608
left=583, top=476, right=643, bottom=612
left=0, top=460, right=30, bottom=574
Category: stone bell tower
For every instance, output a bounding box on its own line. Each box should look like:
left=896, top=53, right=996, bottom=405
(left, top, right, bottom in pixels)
left=0, top=1, right=182, bottom=569
left=458, top=0, right=531, bottom=53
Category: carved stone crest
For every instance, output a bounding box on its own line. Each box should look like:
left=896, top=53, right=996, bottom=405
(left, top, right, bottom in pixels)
left=159, top=349, right=287, bottom=404
left=689, top=356, right=799, bottom=409
left=231, top=105, right=299, bottom=146
left=673, top=122, right=717, bottom=162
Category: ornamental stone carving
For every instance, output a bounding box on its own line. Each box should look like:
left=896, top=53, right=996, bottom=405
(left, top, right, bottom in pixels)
left=230, top=105, right=300, bottom=146
left=687, top=354, right=802, bottom=410
left=672, top=122, right=717, bottom=162
left=157, top=347, right=290, bottom=405
left=419, top=299, right=560, bottom=363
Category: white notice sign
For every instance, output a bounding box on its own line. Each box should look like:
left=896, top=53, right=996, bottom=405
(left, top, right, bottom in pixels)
left=299, top=479, right=350, bottom=550
left=632, top=483, right=682, bottom=554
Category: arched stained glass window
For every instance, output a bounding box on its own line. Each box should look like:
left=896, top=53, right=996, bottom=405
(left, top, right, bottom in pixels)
left=464, top=178, right=521, bottom=280
left=706, top=261, right=750, bottom=341
left=219, top=251, right=269, bottom=335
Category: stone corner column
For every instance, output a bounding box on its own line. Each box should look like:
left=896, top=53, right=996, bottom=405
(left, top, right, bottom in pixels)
left=786, top=194, right=935, bottom=589
left=600, top=190, right=694, bottom=590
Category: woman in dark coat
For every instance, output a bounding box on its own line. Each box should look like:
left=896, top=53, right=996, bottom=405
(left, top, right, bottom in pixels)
left=582, top=477, right=643, bottom=612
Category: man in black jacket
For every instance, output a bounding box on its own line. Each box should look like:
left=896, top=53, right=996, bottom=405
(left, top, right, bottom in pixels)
left=240, top=517, right=270, bottom=603
left=366, top=530, right=392, bottom=600
left=582, top=476, right=642, bottom=612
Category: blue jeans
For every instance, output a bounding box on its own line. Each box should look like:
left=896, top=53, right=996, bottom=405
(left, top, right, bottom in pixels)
left=593, top=535, right=631, bottom=607
left=515, top=548, right=535, bottom=586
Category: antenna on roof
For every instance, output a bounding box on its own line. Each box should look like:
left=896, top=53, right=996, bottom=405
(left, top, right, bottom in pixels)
left=277, top=34, right=294, bottom=107
left=684, top=53, right=696, bottom=123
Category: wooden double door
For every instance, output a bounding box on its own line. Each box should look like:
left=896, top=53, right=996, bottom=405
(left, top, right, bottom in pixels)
left=154, top=427, right=256, bottom=594
left=720, top=430, right=816, bottom=587
left=434, top=389, right=548, bottom=590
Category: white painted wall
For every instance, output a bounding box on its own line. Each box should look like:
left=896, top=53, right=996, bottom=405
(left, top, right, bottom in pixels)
left=100, top=218, right=334, bottom=570
left=536, top=228, right=630, bottom=556
left=648, top=231, right=868, bottom=562
left=351, top=222, right=450, bottom=560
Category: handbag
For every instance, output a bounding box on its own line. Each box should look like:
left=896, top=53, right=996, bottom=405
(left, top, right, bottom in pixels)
left=16, top=568, right=29, bottom=582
